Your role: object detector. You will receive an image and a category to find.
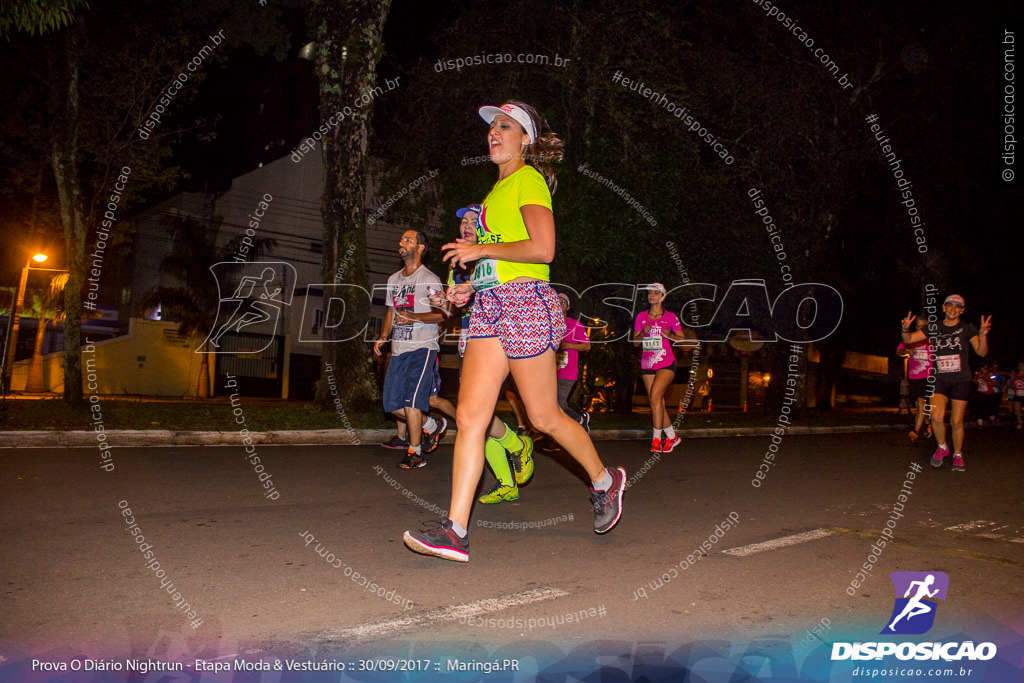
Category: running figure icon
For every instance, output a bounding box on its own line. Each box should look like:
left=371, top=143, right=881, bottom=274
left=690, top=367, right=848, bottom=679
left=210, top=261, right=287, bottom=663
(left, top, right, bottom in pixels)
left=210, top=267, right=283, bottom=348
left=201, top=262, right=296, bottom=355
left=887, top=574, right=938, bottom=631
left=880, top=571, right=949, bottom=635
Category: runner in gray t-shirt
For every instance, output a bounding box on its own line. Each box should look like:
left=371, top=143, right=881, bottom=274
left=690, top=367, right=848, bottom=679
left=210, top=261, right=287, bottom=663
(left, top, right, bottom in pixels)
left=374, top=229, right=447, bottom=469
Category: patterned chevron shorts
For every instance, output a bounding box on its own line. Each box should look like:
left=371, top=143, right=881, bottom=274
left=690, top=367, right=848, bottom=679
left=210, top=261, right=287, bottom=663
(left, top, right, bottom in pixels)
left=468, top=281, right=566, bottom=359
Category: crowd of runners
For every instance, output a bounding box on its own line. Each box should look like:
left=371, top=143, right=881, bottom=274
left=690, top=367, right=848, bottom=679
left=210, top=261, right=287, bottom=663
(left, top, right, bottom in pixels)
left=368, top=98, right=1011, bottom=563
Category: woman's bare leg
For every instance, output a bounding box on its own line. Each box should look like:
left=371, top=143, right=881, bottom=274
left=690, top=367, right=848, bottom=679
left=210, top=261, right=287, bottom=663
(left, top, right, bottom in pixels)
left=448, top=337, right=508, bottom=529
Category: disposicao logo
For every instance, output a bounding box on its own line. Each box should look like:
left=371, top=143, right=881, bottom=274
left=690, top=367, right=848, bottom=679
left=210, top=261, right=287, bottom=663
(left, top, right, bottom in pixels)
left=881, top=571, right=948, bottom=635
left=831, top=571, right=997, bottom=662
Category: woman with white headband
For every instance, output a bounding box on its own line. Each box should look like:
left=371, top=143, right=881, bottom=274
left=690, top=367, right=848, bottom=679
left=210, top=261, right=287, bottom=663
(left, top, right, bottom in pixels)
left=403, top=101, right=626, bottom=562
left=633, top=282, right=691, bottom=453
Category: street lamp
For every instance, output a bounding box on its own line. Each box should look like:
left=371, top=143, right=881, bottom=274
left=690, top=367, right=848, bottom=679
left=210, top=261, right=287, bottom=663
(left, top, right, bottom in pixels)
left=2, top=253, right=56, bottom=400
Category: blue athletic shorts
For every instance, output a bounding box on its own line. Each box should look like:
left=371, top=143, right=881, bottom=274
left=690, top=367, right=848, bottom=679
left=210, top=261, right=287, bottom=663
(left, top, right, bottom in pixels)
left=383, top=348, right=438, bottom=413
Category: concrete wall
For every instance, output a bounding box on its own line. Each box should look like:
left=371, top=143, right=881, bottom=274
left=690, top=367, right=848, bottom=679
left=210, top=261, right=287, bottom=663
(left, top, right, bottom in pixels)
left=11, top=318, right=210, bottom=397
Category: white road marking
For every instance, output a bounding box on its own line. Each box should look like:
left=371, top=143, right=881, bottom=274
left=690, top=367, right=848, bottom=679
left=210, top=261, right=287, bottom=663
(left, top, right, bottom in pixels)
left=722, top=529, right=834, bottom=557
left=945, top=520, right=996, bottom=533
left=946, top=520, right=1024, bottom=543
left=321, top=586, right=570, bottom=642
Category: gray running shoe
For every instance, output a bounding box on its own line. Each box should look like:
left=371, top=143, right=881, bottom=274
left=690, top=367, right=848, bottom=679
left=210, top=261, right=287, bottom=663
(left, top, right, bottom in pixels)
left=403, top=519, right=469, bottom=562
left=591, top=466, right=626, bottom=534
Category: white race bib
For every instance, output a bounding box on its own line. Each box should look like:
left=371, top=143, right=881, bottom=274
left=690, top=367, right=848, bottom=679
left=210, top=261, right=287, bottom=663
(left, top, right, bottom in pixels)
left=643, top=337, right=662, bottom=352
left=936, top=355, right=961, bottom=373
left=471, top=258, right=501, bottom=291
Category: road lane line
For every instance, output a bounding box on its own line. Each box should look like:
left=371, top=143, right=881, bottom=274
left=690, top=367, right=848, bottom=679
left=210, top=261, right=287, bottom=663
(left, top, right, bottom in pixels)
left=945, top=520, right=996, bottom=533
left=322, top=586, right=570, bottom=642
left=722, top=528, right=833, bottom=557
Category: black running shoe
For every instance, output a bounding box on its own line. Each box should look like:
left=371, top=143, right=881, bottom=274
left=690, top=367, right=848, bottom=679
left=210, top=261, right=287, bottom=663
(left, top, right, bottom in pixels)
left=579, top=412, right=591, bottom=434
left=381, top=435, right=409, bottom=450
left=591, top=466, right=626, bottom=534
left=398, top=449, right=427, bottom=469
left=403, top=519, right=469, bottom=562
left=423, top=417, right=448, bottom=454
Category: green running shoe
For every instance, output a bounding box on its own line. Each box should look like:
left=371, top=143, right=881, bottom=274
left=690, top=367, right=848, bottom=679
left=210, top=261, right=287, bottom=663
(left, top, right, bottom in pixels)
left=478, top=481, right=519, bottom=504
left=509, top=434, right=534, bottom=485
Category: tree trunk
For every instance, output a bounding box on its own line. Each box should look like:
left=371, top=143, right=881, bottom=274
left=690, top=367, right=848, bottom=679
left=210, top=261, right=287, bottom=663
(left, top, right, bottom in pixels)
left=25, top=317, right=49, bottom=393
left=312, top=0, right=391, bottom=412
left=51, top=16, right=87, bottom=405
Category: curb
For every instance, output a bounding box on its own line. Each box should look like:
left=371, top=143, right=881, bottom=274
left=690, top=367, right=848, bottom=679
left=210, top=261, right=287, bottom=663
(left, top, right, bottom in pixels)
left=0, top=424, right=909, bottom=448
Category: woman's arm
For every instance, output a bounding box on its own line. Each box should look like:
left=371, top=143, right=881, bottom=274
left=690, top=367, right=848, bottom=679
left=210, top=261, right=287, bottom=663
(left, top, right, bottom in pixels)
left=443, top=204, right=555, bottom=268
left=900, top=311, right=927, bottom=344
left=666, top=328, right=693, bottom=343
left=632, top=319, right=649, bottom=346
left=970, top=315, right=992, bottom=356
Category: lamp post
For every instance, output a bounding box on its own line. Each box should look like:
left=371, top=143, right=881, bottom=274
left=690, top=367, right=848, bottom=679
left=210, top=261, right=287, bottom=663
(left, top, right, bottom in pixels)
left=2, top=254, right=50, bottom=400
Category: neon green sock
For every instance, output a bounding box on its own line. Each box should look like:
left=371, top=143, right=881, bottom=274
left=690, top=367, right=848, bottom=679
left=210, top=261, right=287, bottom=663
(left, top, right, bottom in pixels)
left=495, top=421, right=523, bottom=453
left=484, top=438, right=515, bottom=487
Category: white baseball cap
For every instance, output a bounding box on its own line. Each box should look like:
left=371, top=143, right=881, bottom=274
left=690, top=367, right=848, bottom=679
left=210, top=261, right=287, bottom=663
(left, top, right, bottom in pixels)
left=478, top=103, right=537, bottom=144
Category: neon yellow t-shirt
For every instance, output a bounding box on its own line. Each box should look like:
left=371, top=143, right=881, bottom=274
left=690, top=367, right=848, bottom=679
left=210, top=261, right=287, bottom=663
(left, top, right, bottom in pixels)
left=472, top=164, right=552, bottom=289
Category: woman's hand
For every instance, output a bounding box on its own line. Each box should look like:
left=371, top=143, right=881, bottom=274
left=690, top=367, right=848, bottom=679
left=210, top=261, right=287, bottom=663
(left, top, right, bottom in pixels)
left=442, top=239, right=484, bottom=269
left=901, top=311, right=916, bottom=331
left=447, top=283, right=476, bottom=307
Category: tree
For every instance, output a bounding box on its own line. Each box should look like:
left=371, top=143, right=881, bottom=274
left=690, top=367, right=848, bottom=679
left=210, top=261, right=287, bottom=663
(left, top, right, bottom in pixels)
left=309, top=0, right=392, bottom=411
left=0, top=0, right=88, bottom=38
left=2, top=0, right=291, bottom=405
left=148, top=215, right=276, bottom=398
left=24, top=272, right=69, bottom=393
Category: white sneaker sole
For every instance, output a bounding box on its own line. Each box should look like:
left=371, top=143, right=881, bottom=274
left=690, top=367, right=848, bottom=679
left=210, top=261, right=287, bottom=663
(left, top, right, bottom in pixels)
left=403, top=531, right=468, bottom=562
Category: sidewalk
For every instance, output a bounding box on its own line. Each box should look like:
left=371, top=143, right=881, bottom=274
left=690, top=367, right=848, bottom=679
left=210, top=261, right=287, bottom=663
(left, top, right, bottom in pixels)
left=0, top=424, right=908, bottom=448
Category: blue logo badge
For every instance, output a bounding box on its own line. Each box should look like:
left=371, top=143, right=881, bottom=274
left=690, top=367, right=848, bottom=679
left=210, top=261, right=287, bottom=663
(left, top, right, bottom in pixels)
left=880, top=571, right=949, bottom=635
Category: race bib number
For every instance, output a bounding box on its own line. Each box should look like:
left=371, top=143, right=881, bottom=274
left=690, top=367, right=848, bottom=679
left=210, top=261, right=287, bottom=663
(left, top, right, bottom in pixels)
left=643, top=336, right=662, bottom=352
left=936, top=355, right=961, bottom=373
left=556, top=351, right=569, bottom=369
left=471, top=259, right=501, bottom=291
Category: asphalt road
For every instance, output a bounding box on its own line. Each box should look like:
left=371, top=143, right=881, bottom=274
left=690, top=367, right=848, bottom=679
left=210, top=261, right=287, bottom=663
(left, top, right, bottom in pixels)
left=1, top=429, right=1022, bottom=675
